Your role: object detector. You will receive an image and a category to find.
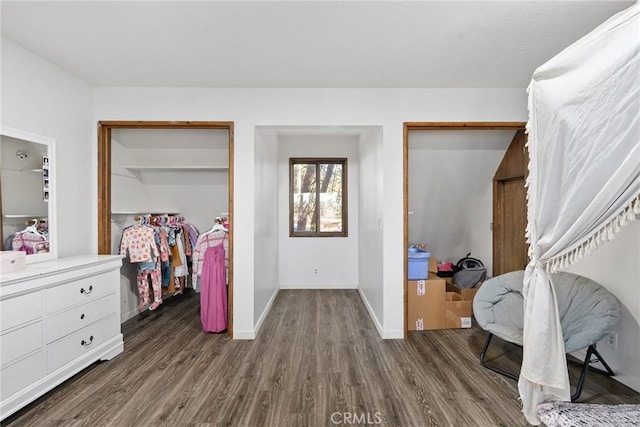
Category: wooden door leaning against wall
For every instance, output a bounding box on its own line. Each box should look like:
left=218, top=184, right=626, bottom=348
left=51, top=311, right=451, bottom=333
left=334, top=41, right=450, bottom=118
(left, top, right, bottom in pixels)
left=493, top=129, right=528, bottom=276
left=97, top=120, right=235, bottom=338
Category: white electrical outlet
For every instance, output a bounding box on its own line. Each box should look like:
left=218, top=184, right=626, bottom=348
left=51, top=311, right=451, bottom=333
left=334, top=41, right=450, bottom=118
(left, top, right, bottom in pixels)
left=607, top=332, right=618, bottom=350
left=314, top=268, right=318, bottom=275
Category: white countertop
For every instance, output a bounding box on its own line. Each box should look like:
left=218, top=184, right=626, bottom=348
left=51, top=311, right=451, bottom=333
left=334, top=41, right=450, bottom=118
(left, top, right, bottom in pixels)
left=0, top=255, right=123, bottom=287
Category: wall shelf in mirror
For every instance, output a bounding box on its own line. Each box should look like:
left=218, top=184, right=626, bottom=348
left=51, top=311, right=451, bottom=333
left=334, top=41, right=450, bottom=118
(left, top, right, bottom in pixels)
left=0, top=167, right=43, bottom=172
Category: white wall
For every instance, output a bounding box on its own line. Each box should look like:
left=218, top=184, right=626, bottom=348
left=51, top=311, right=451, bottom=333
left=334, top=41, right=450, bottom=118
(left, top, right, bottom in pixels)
left=252, top=128, right=279, bottom=338
left=358, top=128, right=386, bottom=335
left=109, top=139, right=147, bottom=320
left=88, top=87, right=527, bottom=337
left=112, top=130, right=230, bottom=232
left=564, top=220, right=640, bottom=392
left=408, top=130, right=514, bottom=277
left=111, top=139, right=151, bottom=214
left=277, top=134, right=359, bottom=289
left=2, top=37, right=528, bottom=337
left=109, top=133, right=230, bottom=321
left=1, top=37, right=93, bottom=257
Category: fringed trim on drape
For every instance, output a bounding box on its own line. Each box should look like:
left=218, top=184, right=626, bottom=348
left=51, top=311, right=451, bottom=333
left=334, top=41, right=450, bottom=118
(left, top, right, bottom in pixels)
left=524, top=82, right=537, bottom=261
left=545, top=193, right=640, bottom=273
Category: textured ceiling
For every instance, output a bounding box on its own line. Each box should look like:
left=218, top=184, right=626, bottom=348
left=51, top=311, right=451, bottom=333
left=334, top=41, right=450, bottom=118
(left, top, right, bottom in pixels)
left=1, top=1, right=634, bottom=88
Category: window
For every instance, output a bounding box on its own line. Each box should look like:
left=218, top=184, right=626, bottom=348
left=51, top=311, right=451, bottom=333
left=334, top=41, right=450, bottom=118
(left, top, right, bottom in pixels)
left=289, top=158, right=347, bottom=237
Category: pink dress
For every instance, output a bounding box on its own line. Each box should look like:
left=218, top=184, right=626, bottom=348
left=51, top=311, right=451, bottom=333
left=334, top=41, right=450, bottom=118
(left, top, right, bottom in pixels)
left=200, top=235, right=227, bottom=333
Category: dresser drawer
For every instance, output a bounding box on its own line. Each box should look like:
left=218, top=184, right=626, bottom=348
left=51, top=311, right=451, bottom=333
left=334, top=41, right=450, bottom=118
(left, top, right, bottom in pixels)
left=0, top=292, right=42, bottom=332
left=45, top=272, right=117, bottom=314
left=46, top=314, right=118, bottom=373
left=1, top=351, right=44, bottom=400
left=46, top=293, right=117, bottom=344
left=1, top=322, right=42, bottom=369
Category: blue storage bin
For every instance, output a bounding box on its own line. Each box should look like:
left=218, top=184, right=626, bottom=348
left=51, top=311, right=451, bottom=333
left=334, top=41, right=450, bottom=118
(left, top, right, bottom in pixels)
left=408, top=249, right=430, bottom=280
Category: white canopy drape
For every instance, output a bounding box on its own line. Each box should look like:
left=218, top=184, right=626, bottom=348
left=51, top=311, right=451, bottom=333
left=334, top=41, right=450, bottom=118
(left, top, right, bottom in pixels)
left=521, top=3, right=640, bottom=424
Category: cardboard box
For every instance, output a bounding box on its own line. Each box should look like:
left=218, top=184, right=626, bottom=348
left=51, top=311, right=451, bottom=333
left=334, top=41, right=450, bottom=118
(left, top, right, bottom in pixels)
left=445, top=292, right=473, bottom=329
left=407, top=277, right=446, bottom=330
left=428, top=256, right=438, bottom=274
left=445, top=281, right=480, bottom=313
left=409, top=274, right=480, bottom=331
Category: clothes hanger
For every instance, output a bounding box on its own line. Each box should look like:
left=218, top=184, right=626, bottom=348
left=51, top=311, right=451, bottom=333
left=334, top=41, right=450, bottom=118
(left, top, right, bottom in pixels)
left=206, top=217, right=228, bottom=234
left=21, top=219, right=45, bottom=236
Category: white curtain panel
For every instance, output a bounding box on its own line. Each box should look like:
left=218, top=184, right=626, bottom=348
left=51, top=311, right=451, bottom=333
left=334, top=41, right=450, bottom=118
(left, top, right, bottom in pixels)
left=521, top=3, right=640, bottom=425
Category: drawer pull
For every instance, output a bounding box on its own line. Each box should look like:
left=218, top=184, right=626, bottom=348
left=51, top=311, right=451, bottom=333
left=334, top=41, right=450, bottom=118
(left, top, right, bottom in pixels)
left=80, top=285, right=93, bottom=295
left=81, top=336, right=94, bottom=347
left=80, top=313, right=85, bottom=320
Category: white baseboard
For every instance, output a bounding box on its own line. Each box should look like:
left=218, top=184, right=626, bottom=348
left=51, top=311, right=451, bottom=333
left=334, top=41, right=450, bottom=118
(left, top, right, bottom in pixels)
left=357, top=289, right=404, bottom=339
left=617, top=373, right=640, bottom=392
left=254, top=287, right=279, bottom=337
left=233, top=330, right=256, bottom=340
left=279, top=283, right=358, bottom=289
left=358, top=288, right=385, bottom=339
left=233, top=287, right=280, bottom=340
left=570, top=349, right=640, bottom=393
left=121, top=309, right=138, bottom=323
left=383, top=329, right=405, bottom=339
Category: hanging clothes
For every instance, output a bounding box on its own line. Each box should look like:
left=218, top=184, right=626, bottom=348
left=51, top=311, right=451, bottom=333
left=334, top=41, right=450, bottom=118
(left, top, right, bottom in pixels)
left=135, top=260, right=163, bottom=311
left=119, top=224, right=159, bottom=263
left=119, top=222, right=162, bottom=311
left=191, top=230, right=229, bottom=291
left=11, top=232, right=46, bottom=255
left=10, top=220, right=48, bottom=255
left=192, top=230, right=228, bottom=333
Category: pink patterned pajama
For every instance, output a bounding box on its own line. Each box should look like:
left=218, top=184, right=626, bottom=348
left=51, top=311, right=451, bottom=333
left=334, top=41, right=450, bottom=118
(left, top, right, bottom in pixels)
left=136, top=265, right=163, bottom=311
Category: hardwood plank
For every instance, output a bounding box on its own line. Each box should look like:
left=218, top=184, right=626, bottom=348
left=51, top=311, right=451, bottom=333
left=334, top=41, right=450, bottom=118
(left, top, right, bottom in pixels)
left=4, top=289, right=639, bottom=426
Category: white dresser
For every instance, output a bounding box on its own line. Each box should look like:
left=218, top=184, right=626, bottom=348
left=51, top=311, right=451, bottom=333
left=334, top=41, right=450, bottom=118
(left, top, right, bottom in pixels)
left=0, top=255, right=123, bottom=420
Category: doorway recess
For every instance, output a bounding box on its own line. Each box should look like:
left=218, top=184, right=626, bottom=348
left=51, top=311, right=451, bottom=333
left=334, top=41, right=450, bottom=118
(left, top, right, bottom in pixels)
left=97, top=121, right=235, bottom=337
left=403, top=122, right=526, bottom=337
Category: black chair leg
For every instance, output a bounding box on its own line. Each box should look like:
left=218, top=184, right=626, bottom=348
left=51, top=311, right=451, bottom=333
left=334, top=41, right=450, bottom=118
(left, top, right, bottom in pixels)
left=479, top=333, right=519, bottom=381
left=571, top=344, right=615, bottom=401
left=590, top=345, right=615, bottom=376
left=478, top=335, right=615, bottom=399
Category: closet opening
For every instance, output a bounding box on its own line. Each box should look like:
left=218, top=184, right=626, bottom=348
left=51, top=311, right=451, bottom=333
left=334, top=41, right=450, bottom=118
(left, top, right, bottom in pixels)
left=97, top=121, right=234, bottom=338
left=403, top=122, right=526, bottom=337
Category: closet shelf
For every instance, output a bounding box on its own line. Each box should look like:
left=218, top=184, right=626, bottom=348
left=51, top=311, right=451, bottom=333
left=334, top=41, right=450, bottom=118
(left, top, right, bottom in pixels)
left=0, top=167, right=43, bottom=172
left=3, top=214, right=46, bottom=218
left=111, top=211, right=180, bottom=216
left=122, top=166, right=228, bottom=172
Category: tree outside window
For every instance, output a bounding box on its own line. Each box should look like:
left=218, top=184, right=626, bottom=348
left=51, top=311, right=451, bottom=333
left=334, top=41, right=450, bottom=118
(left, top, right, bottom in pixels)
left=289, top=158, right=347, bottom=237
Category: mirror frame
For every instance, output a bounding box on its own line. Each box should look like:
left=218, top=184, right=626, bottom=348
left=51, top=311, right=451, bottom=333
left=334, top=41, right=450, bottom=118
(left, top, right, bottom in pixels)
left=0, top=126, right=57, bottom=263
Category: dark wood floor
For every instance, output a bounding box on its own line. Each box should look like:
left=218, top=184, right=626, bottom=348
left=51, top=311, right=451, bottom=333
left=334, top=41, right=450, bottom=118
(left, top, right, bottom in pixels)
left=4, top=290, right=639, bottom=426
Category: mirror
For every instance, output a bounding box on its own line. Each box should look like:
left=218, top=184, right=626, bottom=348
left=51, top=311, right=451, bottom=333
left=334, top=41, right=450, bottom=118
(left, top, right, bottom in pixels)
left=0, top=126, right=57, bottom=263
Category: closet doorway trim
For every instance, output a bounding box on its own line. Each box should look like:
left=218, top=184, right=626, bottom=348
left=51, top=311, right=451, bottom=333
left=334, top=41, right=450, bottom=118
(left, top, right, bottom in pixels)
left=402, top=122, right=526, bottom=338
left=98, top=120, right=235, bottom=338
